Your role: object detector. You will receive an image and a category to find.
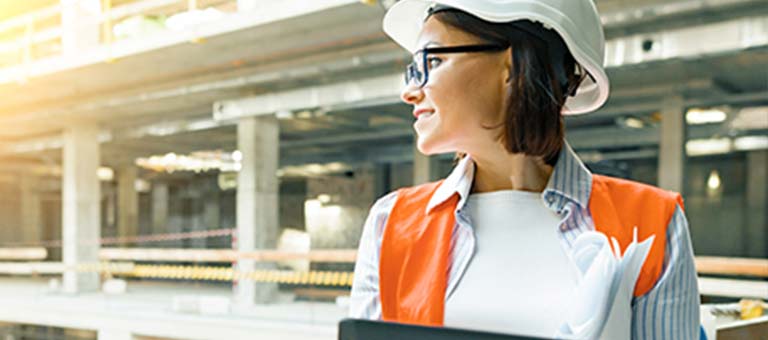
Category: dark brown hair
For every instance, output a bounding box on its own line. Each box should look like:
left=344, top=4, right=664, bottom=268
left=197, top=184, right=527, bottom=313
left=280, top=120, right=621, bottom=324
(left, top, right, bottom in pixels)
left=429, top=9, right=585, bottom=166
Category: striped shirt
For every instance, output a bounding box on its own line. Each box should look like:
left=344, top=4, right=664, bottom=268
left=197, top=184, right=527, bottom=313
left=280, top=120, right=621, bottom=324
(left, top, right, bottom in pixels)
left=349, top=141, right=701, bottom=339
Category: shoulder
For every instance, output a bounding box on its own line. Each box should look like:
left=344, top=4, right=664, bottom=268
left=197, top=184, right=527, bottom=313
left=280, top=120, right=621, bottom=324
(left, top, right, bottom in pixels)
left=364, top=180, right=445, bottom=235
left=373, top=180, right=444, bottom=212
left=592, top=174, right=683, bottom=210
left=591, top=175, right=689, bottom=297
left=366, top=190, right=399, bottom=225
left=372, top=190, right=399, bottom=211
left=394, top=180, right=444, bottom=200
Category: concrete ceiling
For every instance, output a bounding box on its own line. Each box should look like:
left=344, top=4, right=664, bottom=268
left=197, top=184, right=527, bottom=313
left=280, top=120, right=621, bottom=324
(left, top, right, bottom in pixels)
left=0, top=0, right=766, bottom=175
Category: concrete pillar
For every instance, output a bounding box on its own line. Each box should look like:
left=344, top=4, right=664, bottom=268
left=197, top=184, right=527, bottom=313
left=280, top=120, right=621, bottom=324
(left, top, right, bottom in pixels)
left=235, top=115, right=279, bottom=305
left=152, top=182, right=169, bottom=236
left=389, top=162, right=413, bottom=190
left=373, top=163, right=391, bottom=199
left=187, top=185, right=206, bottom=249
left=62, top=123, right=100, bottom=293
left=103, top=184, right=116, bottom=237
left=413, top=140, right=437, bottom=185
left=61, top=0, right=101, bottom=55
left=117, top=166, right=139, bottom=243
left=658, top=95, right=685, bottom=193
left=746, top=150, right=768, bottom=258
left=20, top=175, right=41, bottom=245
left=203, top=178, right=221, bottom=248
left=166, top=187, right=184, bottom=249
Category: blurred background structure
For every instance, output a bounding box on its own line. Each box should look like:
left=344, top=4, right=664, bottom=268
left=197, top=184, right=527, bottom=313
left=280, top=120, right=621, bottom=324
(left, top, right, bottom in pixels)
left=0, top=0, right=765, bottom=339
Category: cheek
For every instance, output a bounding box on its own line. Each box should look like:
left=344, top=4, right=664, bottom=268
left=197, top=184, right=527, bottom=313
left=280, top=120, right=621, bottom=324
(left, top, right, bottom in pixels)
left=467, top=67, right=506, bottom=123
left=423, top=64, right=505, bottom=146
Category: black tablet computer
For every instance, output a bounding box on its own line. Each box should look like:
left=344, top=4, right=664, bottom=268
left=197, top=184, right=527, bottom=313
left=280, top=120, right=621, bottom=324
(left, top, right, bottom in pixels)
left=338, top=319, right=550, bottom=340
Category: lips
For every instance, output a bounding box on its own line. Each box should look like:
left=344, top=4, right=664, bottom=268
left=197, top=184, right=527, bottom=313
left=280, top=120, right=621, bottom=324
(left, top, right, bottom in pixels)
left=413, top=109, right=434, bottom=119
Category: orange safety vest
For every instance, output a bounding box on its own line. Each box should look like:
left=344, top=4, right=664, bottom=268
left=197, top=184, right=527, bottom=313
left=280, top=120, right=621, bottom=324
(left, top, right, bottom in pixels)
left=379, top=174, right=684, bottom=326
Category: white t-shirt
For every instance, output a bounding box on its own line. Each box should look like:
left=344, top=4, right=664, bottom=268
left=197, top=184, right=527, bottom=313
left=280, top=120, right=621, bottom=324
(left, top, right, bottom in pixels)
left=443, top=189, right=577, bottom=338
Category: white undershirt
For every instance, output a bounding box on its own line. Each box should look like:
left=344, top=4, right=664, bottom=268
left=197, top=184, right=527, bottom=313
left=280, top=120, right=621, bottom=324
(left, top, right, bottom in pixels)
left=443, top=190, right=576, bottom=338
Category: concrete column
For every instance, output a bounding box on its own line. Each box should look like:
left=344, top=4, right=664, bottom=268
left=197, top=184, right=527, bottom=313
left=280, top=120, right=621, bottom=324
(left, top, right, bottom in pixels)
left=658, top=95, right=685, bottom=192
left=235, top=115, right=279, bottom=305
left=166, top=187, right=184, bottom=249
left=62, top=123, right=100, bottom=293
left=187, top=185, right=206, bottom=249
left=746, top=150, right=768, bottom=258
left=104, top=184, right=116, bottom=237
left=61, top=0, right=101, bottom=55
left=151, top=182, right=169, bottom=236
left=413, top=140, right=437, bottom=185
left=20, top=175, right=41, bottom=245
left=117, top=166, right=139, bottom=243
left=373, top=163, right=391, bottom=199
left=203, top=178, right=221, bottom=248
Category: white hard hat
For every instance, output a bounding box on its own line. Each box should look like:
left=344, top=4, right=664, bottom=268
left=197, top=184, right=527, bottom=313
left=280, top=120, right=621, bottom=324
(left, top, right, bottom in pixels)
left=383, top=0, right=610, bottom=115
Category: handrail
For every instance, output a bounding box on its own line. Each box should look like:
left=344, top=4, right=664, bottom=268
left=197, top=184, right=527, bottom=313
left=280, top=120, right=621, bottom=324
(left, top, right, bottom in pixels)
left=0, top=5, right=61, bottom=35
left=0, top=247, right=47, bottom=261
left=98, top=248, right=357, bottom=262
left=94, top=250, right=768, bottom=275
left=2, top=247, right=765, bottom=278
left=695, top=256, right=768, bottom=278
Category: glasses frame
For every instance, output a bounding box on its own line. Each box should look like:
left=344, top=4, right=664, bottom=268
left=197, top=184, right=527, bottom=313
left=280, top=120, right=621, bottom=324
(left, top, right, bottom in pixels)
left=405, top=44, right=508, bottom=88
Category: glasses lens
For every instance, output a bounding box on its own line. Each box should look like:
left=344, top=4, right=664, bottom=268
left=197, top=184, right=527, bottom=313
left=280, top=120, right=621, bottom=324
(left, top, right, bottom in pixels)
left=405, top=62, right=414, bottom=85
left=405, top=61, right=424, bottom=86
left=405, top=62, right=424, bottom=85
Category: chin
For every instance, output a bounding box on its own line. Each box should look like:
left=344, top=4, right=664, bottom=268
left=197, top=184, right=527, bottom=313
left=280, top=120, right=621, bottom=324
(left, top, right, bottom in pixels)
left=415, top=136, right=434, bottom=155
left=416, top=136, right=451, bottom=156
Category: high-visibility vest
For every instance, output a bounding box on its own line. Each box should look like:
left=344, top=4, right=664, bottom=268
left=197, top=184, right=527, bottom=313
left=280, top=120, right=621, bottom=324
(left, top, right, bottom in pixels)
left=379, top=174, right=684, bottom=326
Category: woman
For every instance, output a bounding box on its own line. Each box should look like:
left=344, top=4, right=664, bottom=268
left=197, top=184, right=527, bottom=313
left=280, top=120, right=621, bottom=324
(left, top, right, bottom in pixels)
left=350, top=1, right=700, bottom=339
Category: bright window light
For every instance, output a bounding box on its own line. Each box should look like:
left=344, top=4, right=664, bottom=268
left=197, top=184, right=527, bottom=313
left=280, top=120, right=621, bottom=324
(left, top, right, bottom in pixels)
left=624, top=117, right=645, bottom=129
left=187, top=119, right=220, bottom=131
left=317, top=194, right=331, bottom=204
left=734, top=136, right=768, bottom=151
left=231, top=150, right=242, bottom=162
left=136, top=151, right=240, bottom=173
left=707, top=170, right=721, bottom=191
left=166, top=8, right=224, bottom=31
left=97, top=167, right=114, bottom=181
left=731, top=106, right=768, bottom=130
left=686, top=108, right=727, bottom=125
left=686, top=138, right=732, bottom=156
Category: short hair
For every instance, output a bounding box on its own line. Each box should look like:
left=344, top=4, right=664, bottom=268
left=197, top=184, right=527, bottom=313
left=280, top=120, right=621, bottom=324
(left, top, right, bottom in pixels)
left=429, top=9, right=586, bottom=166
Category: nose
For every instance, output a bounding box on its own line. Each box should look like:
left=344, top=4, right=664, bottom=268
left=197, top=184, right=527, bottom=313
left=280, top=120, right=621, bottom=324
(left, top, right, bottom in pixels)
left=400, top=82, right=424, bottom=105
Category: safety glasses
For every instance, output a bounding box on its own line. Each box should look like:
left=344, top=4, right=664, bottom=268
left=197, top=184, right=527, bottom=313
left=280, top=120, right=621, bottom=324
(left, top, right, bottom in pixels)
left=405, top=44, right=508, bottom=88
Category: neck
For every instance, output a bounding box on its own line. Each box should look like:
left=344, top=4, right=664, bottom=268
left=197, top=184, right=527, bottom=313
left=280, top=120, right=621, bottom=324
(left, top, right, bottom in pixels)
left=469, top=148, right=554, bottom=194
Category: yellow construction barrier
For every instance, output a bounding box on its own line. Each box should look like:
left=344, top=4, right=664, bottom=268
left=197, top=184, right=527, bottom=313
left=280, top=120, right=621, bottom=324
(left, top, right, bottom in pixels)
left=66, top=262, right=355, bottom=287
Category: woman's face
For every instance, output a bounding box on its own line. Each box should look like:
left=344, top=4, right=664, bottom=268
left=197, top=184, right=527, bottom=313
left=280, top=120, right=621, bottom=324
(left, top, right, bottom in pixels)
left=402, top=16, right=511, bottom=156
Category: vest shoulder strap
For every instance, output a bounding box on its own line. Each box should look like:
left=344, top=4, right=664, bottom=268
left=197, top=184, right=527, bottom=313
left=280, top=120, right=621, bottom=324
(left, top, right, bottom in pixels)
left=590, top=174, right=684, bottom=297
left=379, top=180, right=457, bottom=326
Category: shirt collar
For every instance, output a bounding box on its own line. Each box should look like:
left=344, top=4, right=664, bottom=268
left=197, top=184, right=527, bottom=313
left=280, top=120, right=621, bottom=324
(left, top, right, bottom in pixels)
left=542, top=140, right=593, bottom=211
left=425, top=140, right=593, bottom=215
left=426, top=154, right=474, bottom=214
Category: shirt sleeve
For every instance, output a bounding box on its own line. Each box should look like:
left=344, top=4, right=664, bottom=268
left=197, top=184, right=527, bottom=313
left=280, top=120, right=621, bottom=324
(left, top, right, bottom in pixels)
left=631, top=204, right=701, bottom=339
left=348, top=191, right=398, bottom=319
